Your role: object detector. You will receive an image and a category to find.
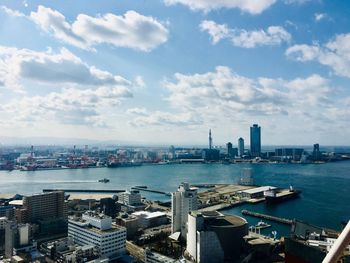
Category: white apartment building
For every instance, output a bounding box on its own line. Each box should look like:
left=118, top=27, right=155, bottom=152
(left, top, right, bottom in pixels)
left=68, top=211, right=126, bottom=261
left=117, top=190, right=142, bottom=206
left=171, top=182, right=198, bottom=238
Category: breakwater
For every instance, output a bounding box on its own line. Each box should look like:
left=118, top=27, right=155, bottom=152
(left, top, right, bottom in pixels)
left=242, top=209, right=293, bottom=225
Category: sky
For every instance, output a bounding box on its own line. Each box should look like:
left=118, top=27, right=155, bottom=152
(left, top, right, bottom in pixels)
left=0, top=0, right=350, bottom=146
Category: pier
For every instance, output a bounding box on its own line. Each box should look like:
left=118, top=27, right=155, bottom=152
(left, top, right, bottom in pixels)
left=241, top=209, right=293, bottom=225
left=131, top=187, right=171, bottom=196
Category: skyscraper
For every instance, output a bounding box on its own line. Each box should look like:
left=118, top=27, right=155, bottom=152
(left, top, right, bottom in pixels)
left=171, top=182, right=198, bottom=239
left=238, top=137, right=244, bottom=157
left=250, top=124, right=261, bottom=157
left=209, top=129, right=213, bottom=150
left=226, top=142, right=233, bottom=158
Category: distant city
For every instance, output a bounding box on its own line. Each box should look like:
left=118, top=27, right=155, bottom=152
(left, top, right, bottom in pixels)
left=1, top=124, right=349, bottom=172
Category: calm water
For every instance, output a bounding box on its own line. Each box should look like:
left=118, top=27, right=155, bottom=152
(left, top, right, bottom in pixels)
left=0, top=162, right=349, bottom=237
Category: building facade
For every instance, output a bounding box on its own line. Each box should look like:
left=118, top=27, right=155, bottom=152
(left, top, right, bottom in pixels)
left=171, top=182, right=198, bottom=239
left=117, top=190, right=142, bottom=206
left=238, top=137, right=244, bottom=157
left=186, top=211, right=248, bottom=263
left=68, top=211, right=126, bottom=261
left=250, top=124, right=261, bottom=157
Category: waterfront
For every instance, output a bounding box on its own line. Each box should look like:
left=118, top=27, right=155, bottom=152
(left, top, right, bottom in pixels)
left=0, top=161, right=349, bottom=237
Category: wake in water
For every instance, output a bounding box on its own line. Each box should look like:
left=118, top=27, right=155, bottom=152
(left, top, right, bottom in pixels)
left=25, top=180, right=98, bottom=184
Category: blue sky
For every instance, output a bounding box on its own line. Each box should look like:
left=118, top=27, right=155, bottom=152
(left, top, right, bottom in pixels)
left=0, top=0, right=350, bottom=146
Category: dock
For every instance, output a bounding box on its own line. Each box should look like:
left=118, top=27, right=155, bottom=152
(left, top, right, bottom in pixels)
left=242, top=209, right=293, bottom=225
left=131, top=187, right=171, bottom=196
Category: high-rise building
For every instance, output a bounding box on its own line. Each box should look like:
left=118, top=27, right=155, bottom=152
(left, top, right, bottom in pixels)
left=16, top=191, right=68, bottom=238
left=171, top=182, right=198, bottom=239
left=250, top=124, right=261, bottom=157
left=238, top=137, right=244, bottom=157
left=313, top=143, right=321, bottom=161
left=68, top=211, right=126, bottom=261
left=18, top=191, right=67, bottom=223
left=209, top=129, right=213, bottom=150
left=186, top=211, right=248, bottom=263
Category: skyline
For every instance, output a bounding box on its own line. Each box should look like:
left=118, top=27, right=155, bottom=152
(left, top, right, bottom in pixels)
left=1, top=1, right=350, bottom=145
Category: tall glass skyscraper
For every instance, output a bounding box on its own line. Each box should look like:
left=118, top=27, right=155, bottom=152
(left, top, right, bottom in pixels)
left=250, top=124, right=261, bottom=157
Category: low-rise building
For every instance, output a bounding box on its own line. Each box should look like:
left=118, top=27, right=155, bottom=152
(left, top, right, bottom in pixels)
left=132, top=211, right=168, bottom=228
left=68, top=211, right=126, bottom=261
left=117, top=190, right=142, bottom=206
left=238, top=186, right=277, bottom=199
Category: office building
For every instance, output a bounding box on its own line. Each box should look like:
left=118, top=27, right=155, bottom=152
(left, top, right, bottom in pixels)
left=171, top=182, right=198, bottom=238
left=313, top=143, right=321, bottom=161
left=68, top=211, right=126, bottom=260
left=274, top=148, right=304, bottom=162
left=132, top=211, right=167, bottom=228
left=226, top=142, right=237, bottom=159
left=209, top=129, right=213, bottom=150
left=238, top=137, right=244, bottom=157
left=186, top=211, right=248, bottom=263
left=250, top=124, right=261, bottom=157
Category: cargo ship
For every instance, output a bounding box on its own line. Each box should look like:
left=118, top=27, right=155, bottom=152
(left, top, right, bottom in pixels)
left=264, top=185, right=301, bottom=204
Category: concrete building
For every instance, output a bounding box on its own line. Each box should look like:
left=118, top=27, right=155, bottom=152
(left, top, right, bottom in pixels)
left=186, top=211, right=248, bottom=263
left=4, top=221, right=31, bottom=259
left=15, top=191, right=68, bottom=238
left=250, top=124, right=261, bottom=157
left=132, top=211, right=167, bottom=228
left=115, top=214, right=139, bottom=239
left=41, top=237, right=101, bottom=263
left=117, top=190, right=142, bottom=206
left=274, top=148, right=304, bottom=162
left=238, top=186, right=277, bottom=199
left=68, top=211, right=126, bottom=261
left=171, top=182, right=198, bottom=239
left=238, top=137, right=244, bottom=157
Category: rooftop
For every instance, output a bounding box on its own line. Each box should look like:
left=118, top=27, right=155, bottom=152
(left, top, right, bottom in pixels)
left=132, top=211, right=166, bottom=219
left=241, top=186, right=277, bottom=194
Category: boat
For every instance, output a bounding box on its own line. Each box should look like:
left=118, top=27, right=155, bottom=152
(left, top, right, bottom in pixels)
left=255, top=220, right=271, bottom=229
left=264, top=185, right=301, bottom=204
left=98, top=178, right=110, bottom=183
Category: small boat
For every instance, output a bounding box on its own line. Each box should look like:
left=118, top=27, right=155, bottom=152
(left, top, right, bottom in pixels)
left=98, top=178, right=110, bottom=183
left=255, top=221, right=271, bottom=229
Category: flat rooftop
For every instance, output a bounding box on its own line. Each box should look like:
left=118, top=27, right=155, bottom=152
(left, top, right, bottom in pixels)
left=241, top=186, right=276, bottom=194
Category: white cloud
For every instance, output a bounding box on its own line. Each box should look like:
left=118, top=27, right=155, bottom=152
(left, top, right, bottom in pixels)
left=130, top=66, right=336, bottom=128
left=200, top=20, right=291, bottom=48
left=29, top=5, right=168, bottom=51
left=0, top=46, right=132, bottom=91
left=164, top=0, right=276, bottom=14
left=127, top=107, right=148, bottom=116
left=286, top=33, right=350, bottom=78
left=1, top=86, right=131, bottom=127
left=134, top=76, right=146, bottom=88
left=1, top=6, right=25, bottom=17
left=0, top=46, right=134, bottom=127
left=314, top=13, right=327, bottom=22
left=129, top=111, right=203, bottom=127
